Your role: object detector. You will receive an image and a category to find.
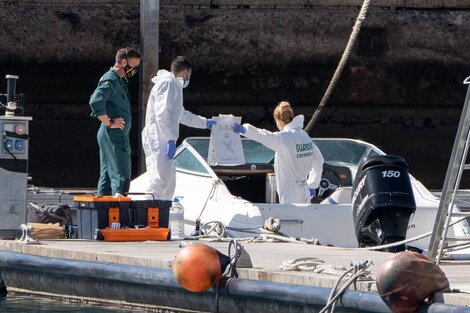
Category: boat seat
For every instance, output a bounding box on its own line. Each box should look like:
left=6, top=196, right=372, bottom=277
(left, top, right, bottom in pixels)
left=320, top=187, right=352, bottom=205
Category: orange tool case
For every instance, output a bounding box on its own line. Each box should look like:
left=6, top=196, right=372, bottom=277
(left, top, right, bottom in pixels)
left=101, top=202, right=170, bottom=241
left=100, top=227, right=170, bottom=242
left=74, top=195, right=132, bottom=239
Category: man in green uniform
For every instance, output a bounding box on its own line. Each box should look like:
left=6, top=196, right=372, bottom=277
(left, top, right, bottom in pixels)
left=89, top=47, right=142, bottom=196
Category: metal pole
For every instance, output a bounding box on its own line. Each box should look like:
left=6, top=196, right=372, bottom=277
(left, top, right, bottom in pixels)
left=139, top=0, right=159, bottom=174
left=427, top=77, right=470, bottom=261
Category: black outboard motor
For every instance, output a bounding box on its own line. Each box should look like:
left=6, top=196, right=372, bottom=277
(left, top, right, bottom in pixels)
left=352, top=155, right=416, bottom=252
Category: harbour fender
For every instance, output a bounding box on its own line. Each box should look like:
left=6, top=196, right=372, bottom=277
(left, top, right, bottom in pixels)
left=172, top=243, right=230, bottom=292
left=376, top=251, right=450, bottom=313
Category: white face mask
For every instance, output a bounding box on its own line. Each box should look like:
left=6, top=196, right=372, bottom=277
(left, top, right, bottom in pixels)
left=177, top=71, right=191, bottom=88
left=177, top=77, right=190, bottom=88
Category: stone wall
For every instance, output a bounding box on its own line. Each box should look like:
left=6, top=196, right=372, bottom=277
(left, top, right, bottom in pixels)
left=160, top=1, right=470, bottom=109
left=1, top=0, right=470, bottom=188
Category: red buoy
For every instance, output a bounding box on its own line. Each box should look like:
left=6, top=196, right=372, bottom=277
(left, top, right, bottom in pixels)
left=172, top=243, right=230, bottom=292
left=376, top=251, right=450, bottom=313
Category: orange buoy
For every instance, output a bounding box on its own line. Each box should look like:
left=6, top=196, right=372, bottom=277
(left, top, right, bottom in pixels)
left=376, top=251, right=450, bottom=313
left=172, top=243, right=230, bottom=292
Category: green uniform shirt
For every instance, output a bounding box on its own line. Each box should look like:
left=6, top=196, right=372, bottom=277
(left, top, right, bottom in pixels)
left=89, top=68, right=132, bottom=144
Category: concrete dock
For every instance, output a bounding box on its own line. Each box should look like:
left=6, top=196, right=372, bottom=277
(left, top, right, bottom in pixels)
left=1, top=238, right=470, bottom=312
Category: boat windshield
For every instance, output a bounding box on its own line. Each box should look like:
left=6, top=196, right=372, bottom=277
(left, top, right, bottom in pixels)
left=185, top=138, right=275, bottom=164
left=184, top=137, right=382, bottom=167
left=181, top=137, right=383, bottom=202
left=314, top=139, right=383, bottom=167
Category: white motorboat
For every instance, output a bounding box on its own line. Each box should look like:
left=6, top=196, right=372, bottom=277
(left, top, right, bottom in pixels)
left=130, top=137, right=470, bottom=253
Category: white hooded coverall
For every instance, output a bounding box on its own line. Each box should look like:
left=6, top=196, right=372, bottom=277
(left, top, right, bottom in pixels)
left=242, top=115, right=324, bottom=204
left=142, top=70, right=207, bottom=200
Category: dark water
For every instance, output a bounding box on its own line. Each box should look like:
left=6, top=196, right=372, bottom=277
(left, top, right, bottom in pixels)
left=0, top=294, right=148, bottom=312
left=0, top=293, right=383, bottom=313
left=0, top=293, right=377, bottom=313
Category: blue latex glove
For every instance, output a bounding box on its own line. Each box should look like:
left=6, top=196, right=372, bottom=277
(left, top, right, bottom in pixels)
left=166, top=140, right=176, bottom=159
left=233, top=123, right=246, bottom=134
left=309, top=188, right=316, bottom=200
left=206, top=119, right=216, bottom=129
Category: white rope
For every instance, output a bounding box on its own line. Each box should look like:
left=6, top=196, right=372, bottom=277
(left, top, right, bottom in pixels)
left=279, top=257, right=368, bottom=277
left=305, top=0, right=372, bottom=133
left=359, top=230, right=432, bottom=251
left=259, top=233, right=320, bottom=244
left=194, top=179, right=219, bottom=226
left=319, top=260, right=373, bottom=313
left=196, top=220, right=264, bottom=240
left=358, top=217, right=467, bottom=251
left=263, top=217, right=281, bottom=232
left=198, top=220, right=227, bottom=238
left=194, top=218, right=321, bottom=245
left=280, top=258, right=374, bottom=313
left=280, top=257, right=326, bottom=271
left=195, top=237, right=257, bottom=243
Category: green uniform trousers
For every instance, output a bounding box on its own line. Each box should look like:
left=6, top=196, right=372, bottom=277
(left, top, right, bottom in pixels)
left=96, top=124, right=131, bottom=196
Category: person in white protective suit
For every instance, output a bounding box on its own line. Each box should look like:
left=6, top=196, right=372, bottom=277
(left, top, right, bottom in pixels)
left=233, top=101, right=324, bottom=204
left=142, top=56, right=216, bottom=200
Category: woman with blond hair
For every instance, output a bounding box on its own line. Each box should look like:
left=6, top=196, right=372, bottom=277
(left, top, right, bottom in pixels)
left=233, top=101, right=324, bottom=204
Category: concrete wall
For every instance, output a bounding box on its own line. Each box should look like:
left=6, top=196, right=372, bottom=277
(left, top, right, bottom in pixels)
left=160, top=1, right=470, bottom=109
left=1, top=0, right=470, bottom=188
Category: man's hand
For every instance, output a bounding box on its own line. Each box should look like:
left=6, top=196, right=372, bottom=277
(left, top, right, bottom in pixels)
left=206, top=119, right=216, bottom=129
left=109, top=117, right=125, bottom=129
left=99, top=115, right=125, bottom=129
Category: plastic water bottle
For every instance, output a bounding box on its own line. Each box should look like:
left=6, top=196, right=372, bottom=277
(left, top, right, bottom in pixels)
left=169, top=197, right=185, bottom=240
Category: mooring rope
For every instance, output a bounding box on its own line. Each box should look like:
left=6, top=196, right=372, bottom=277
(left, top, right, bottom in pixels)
left=279, top=258, right=373, bottom=313
left=319, top=260, right=373, bottom=313
left=305, top=0, right=372, bottom=133
left=358, top=216, right=468, bottom=252
left=280, top=257, right=348, bottom=274
left=195, top=218, right=321, bottom=245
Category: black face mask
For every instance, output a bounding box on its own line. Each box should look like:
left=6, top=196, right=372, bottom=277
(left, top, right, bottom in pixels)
left=124, top=65, right=138, bottom=78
